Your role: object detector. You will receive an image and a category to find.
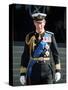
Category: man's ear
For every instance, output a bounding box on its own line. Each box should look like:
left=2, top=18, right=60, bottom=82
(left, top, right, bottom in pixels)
left=44, top=20, right=46, bottom=25
left=33, top=20, right=36, bottom=26
left=43, top=19, right=46, bottom=25
left=45, top=19, right=46, bottom=23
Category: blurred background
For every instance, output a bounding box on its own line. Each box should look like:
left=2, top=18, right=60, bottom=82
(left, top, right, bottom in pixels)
left=9, top=4, right=66, bottom=86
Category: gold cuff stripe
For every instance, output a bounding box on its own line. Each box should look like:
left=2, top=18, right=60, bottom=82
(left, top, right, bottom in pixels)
left=20, top=67, right=27, bottom=73
left=55, top=63, right=61, bottom=70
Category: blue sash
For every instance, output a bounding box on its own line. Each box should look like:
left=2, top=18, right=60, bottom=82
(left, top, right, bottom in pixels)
left=27, top=60, right=36, bottom=77
left=33, top=41, right=46, bottom=57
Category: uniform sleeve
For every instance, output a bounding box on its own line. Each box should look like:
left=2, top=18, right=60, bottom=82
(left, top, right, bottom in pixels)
left=50, top=34, right=61, bottom=72
left=20, top=36, right=30, bottom=75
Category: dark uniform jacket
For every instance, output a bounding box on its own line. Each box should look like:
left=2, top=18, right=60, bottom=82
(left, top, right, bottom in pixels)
left=20, top=31, right=61, bottom=76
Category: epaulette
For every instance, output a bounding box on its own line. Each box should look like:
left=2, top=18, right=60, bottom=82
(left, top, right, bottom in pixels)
left=26, top=31, right=34, bottom=39
left=46, top=31, right=54, bottom=35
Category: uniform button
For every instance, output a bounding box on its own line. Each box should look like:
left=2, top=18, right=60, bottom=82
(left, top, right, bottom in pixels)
left=37, top=61, right=39, bottom=63
left=43, top=61, right=46, bottom=63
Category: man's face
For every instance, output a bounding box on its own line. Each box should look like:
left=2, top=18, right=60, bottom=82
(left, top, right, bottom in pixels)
left=34, top=19, right=46, bottom=33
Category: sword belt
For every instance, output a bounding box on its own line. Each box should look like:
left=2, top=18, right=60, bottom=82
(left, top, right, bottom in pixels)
left=31, top=57, right=50, bottom=61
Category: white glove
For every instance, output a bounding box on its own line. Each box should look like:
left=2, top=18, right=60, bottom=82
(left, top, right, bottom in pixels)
left=55, top=72, right=61, bottom=82
left=20, top=76, right=26, bottom=85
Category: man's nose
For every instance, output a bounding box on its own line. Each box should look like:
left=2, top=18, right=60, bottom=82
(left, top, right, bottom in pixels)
left=38, top=24, right=42, bottom=27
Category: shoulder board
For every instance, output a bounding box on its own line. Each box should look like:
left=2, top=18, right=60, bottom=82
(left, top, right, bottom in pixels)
left=46, top=31, right=54, bottom=35
left=26, top=31, right=34, bottom=39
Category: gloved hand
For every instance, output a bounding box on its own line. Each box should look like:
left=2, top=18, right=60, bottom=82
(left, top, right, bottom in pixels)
left=20, top=75, right=26, bottom=85
left=55, top=72, right=61, bottom=82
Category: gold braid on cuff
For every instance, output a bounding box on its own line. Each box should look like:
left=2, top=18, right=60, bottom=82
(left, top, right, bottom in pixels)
left=55, top=63, right=61, bottom=70
left=20, top=66, right=27, bottom=74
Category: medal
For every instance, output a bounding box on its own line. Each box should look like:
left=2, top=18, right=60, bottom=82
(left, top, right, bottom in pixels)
left=45, top=51, right=49, bottom=56
left=45, top=44, right=49, bottom=50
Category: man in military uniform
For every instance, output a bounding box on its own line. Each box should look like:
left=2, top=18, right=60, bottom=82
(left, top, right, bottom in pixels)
left=20, top=13, right=61, bottom=85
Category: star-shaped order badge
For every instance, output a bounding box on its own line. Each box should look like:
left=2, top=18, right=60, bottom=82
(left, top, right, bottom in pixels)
left=45, top=51, right=49, bottom=56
